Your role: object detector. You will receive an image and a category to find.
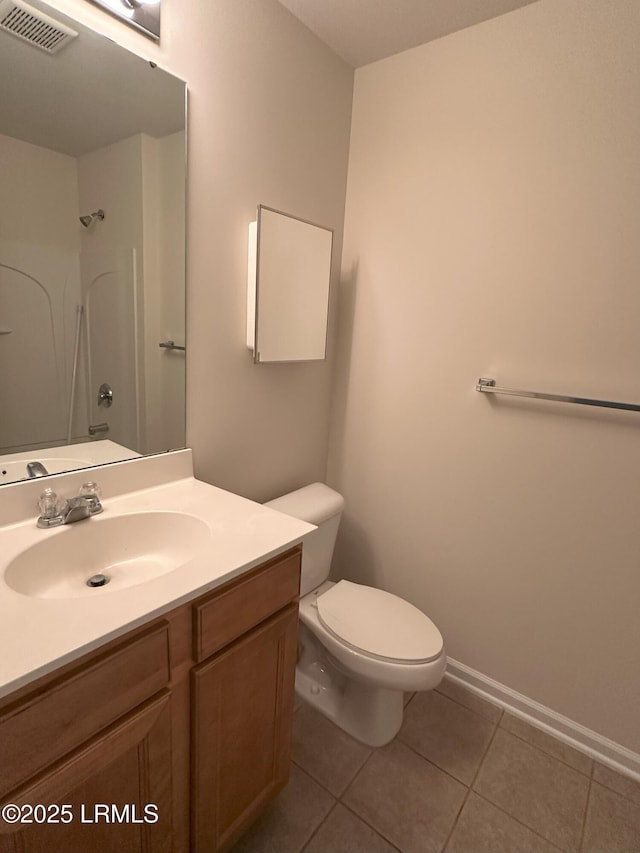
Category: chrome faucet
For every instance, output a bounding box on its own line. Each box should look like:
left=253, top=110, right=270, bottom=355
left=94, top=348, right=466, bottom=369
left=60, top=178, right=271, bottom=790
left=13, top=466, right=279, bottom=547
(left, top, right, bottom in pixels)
left=27, top=461, right=49, bottom=478
left=37, top=483, right=103, bottom=529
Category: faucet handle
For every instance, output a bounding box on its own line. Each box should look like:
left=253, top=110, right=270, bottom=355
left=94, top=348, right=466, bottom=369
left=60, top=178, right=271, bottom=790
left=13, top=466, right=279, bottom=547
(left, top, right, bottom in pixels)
left=37, top=488, right=63, bottom=528
left=79, top=481, right=103, bottom=515
left=38, top=488, right=60, bottom=519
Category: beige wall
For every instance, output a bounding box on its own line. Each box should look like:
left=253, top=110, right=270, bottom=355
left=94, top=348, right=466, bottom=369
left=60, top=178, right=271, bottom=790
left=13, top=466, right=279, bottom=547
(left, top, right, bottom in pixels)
left=328, top=0, right=640, bottom=752
left=47, top=0, right=353, bottom=502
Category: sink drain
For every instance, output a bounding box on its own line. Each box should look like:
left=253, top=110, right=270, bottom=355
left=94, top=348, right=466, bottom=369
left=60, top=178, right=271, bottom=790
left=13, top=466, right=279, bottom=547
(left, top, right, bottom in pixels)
left=87, top=574, right=110, bottom=588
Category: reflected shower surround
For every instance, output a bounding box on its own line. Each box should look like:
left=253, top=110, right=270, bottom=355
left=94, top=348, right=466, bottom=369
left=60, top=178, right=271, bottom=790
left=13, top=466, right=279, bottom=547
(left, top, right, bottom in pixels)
left=0, top=0, right=187, bottom=485
left=86, top=0, right=160, bottom=40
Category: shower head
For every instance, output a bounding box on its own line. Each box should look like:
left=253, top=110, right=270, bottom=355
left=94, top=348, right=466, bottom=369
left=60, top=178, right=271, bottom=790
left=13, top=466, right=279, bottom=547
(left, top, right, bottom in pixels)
left=79, top=209, right=105, bottom=227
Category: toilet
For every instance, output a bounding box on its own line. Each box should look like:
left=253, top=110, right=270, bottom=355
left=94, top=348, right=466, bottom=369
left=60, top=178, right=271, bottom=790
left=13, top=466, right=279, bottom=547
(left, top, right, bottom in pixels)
left=265, top=483, right=446, bottom=747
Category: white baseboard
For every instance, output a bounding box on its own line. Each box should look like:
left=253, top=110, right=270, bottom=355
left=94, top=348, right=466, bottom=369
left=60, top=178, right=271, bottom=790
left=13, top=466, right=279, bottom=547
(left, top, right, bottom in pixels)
left=445, top=658, right=640, bottom=783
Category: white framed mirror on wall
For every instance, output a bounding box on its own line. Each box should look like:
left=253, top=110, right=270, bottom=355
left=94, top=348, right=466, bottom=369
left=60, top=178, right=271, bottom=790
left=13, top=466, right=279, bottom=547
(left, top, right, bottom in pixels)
left=0, top=0, right=187, bottom=486
left=247, top=205, right=333, bottom=364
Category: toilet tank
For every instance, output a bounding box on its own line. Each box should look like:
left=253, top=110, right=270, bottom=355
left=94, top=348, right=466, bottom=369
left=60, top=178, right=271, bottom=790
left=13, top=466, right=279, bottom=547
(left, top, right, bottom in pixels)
left=265, top=483, right=344, bottom=596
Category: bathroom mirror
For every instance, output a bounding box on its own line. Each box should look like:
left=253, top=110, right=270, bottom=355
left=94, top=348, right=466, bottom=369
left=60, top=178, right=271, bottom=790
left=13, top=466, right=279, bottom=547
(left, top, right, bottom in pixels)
left=247, top=205, right=333, bottom=363
left=0, top=0, right=186, bottom=485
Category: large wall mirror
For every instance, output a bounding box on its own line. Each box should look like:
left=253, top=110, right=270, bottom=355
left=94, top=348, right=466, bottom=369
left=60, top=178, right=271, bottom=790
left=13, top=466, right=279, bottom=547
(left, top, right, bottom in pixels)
left=0, top=0, right=186, bottom=486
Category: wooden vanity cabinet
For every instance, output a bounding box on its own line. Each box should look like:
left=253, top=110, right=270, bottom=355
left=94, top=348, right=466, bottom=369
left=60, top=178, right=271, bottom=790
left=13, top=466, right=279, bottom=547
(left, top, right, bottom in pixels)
left=0, top=622, right=177, bottom=853
left=0, top=546, right=301, bottom=853
left=191, top=546, right=301, bottom=853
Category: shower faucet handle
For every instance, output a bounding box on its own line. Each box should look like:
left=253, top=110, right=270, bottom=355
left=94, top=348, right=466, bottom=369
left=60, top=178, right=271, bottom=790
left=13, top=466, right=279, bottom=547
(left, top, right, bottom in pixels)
left=97, top=383, right=113, bottom=407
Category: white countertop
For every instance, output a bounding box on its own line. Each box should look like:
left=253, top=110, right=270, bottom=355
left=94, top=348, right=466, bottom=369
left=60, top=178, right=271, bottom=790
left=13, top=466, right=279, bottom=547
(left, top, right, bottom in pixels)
left=0, top=450, right=314, bottom=698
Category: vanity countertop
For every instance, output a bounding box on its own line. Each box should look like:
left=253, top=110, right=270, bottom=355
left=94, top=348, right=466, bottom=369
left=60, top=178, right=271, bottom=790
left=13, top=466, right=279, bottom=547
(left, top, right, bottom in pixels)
left=0, top=449, right=314, bottom=699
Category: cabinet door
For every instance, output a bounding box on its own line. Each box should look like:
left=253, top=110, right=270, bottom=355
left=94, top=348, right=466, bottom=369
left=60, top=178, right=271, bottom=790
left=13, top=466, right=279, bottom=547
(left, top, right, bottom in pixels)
left=192, top=604, right=298, bottom=853
left=0, top=693, right=174, bottom=853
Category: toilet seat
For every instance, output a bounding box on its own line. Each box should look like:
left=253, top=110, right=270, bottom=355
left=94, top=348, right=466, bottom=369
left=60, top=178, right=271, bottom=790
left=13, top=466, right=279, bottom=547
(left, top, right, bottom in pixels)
left=316, top=580, right=443, bottom=664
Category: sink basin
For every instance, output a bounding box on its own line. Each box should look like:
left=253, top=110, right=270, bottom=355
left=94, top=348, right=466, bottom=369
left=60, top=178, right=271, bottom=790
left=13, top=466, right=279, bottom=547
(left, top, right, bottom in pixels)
left=4, top=512, right=211, bottom=599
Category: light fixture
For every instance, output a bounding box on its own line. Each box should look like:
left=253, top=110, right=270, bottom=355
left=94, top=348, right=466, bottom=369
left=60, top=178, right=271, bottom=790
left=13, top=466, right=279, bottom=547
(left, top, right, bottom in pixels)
left=85, top=0, right=160, bottom=40
left=121, top=0, right=160, bottom=7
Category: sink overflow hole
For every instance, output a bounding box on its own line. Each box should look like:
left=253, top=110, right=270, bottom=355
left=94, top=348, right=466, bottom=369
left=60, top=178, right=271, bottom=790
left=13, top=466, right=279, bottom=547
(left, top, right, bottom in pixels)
left=87, top=574, right=110, bottom=588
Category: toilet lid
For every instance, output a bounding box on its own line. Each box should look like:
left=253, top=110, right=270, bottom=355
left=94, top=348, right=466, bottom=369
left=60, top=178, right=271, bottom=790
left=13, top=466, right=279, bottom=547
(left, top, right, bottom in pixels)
left=316, top=580, right=443, bottom=663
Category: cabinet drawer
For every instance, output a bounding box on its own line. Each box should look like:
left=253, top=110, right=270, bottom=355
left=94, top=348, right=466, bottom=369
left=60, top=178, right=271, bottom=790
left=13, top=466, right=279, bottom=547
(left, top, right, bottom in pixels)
left=194, top=547, right=301, bottom=662
left=0, top=622, right=170, bottom=798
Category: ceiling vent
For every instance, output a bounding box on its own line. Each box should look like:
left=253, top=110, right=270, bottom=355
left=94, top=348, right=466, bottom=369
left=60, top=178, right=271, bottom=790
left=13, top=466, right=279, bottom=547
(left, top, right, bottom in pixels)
left=0, top=0, right=78, bottom=53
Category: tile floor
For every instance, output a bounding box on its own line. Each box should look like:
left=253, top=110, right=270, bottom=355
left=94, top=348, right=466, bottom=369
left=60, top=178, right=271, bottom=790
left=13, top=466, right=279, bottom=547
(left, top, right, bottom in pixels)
left=231, top=679, right=640, bottom=853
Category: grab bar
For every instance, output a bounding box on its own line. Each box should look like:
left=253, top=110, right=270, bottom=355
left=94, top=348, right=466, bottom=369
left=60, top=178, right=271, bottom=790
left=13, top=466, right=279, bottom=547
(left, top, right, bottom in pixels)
left=476, top=377, right=640, bottom=413
left=159, top=340, right=185, bottom=351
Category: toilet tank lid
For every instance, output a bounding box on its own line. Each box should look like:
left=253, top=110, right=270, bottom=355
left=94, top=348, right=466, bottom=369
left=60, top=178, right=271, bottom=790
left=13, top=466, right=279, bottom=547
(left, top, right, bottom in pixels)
left=265, top=482, right=344, bottom=524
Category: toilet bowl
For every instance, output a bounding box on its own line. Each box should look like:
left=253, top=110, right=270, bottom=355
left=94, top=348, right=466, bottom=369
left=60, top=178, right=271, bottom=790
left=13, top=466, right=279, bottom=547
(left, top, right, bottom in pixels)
left=265, top=483, right=445, bottom=747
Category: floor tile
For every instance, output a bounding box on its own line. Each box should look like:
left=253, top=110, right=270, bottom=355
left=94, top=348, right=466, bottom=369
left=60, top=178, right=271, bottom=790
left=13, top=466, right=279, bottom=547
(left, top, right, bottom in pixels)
left=399, top=689, right=496, bottom=784
left=593, top=762, right=640, bottom=806
left=343, top=739, right=466, bottom=853
left=292, top=702, right=372, bottom=796
left=501, top=713, right=592, bottom=776
left=303, top=804, right=399, bottom=853
left=436, top=678, right=503, bottom=724
left=582, top=782, right=640, bottom=853
left=473, top=728, right=589, bottom=852
left=445, top=792, right=562, bottom=853
left=230, top=763, right=334, bottom=853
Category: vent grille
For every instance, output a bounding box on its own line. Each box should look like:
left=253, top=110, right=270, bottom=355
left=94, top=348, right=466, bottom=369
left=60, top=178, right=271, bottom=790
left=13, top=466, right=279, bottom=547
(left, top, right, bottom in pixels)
left=0, top=0, right=78, bottom=53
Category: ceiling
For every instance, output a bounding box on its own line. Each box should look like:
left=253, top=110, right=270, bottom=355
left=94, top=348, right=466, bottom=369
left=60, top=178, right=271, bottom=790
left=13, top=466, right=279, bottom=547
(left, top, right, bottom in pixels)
left=277, top=0, right=540, bottom=67
left=0, top=0, right=184, bottom=157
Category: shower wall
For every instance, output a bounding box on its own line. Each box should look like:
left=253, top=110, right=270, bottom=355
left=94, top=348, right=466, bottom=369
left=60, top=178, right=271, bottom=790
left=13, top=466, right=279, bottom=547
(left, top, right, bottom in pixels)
left=0, top=130, right=184, bottom=458
left=77, top=132, right=186, bottom=454
left=77, top=135, right=145, bottom=452
left=0, top=133, right=85, bottom=452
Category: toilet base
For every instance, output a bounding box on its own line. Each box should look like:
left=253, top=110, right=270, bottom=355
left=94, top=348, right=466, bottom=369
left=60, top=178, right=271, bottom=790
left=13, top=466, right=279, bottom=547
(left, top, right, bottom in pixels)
left=295, top=627, right=404, bottom=747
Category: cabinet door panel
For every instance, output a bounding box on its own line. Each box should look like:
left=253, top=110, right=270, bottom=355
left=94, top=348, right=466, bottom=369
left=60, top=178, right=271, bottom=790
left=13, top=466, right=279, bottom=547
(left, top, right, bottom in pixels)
left=192, top=605, right=298, bottom=853
left=0, top=622, right=170, bottom=798
left=0, top=693, right=173, bottom=853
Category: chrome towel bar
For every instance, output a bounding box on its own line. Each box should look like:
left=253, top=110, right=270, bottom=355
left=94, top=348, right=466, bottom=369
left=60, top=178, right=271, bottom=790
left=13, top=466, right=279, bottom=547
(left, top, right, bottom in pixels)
left=476, top=377, right=640, bottom=413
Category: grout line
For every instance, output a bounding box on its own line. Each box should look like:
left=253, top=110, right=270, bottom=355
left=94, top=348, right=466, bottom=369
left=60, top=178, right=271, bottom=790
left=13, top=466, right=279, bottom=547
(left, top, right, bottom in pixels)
left=446, top=665, right=640, bottom=783
left=590, top=764, right=640, bottom=806
left=299, top=800, right=340, bottom=853
left=435, top=683, right=503, bottom=725
left=471, top=728, right=585, bottom=853
left=498, top=714, right=594, bottom=779
left=577, top=773, right=593, bottom=853
left=290, top=758, right=340, bottom=801
left=397, top=736, right=478, bottom=790
left=292, top=737, right=375, bottom=801
left=290, top=756, right=341, bottom=799
left=471, top=791, right=566, bottom=853
left=440, top=712, right=503, bottom=852
left=339, top=801, right=403, bottom=853
left=336, top=747, right=376, bottom=800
